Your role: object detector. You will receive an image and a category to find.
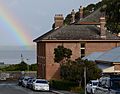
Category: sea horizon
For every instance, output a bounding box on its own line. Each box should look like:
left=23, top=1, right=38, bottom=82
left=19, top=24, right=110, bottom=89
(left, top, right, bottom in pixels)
left=0, top=45, right=36, bottom=64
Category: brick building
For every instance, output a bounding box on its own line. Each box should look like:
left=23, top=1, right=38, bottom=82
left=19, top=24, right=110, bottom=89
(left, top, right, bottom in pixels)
left=33, top=7, right=120, bottom=80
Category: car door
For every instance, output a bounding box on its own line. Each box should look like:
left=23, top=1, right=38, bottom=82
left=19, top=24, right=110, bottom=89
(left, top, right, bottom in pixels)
left=87, top=81, right=92, bottom=93
left=100, top=78, right=110, bottom=94
left=95, top=78, right=109, bottom=94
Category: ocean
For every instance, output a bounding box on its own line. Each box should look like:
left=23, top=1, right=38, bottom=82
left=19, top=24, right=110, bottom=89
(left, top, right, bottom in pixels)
left=0, top=46, right=36, bottom=64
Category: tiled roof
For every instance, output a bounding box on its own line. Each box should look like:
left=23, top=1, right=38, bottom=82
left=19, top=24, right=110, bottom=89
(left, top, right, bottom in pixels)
left=33, top=8, right=120, bottom=42
left=77, top=8, right=104, bottom=24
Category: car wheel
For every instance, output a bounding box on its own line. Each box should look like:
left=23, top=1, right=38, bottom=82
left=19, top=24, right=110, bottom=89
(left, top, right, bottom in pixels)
left=90, top=89, right=93, bottom=94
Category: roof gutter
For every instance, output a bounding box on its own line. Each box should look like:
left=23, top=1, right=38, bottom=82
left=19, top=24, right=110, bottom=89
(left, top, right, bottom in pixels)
left=34, top=39, right=120, bottom=43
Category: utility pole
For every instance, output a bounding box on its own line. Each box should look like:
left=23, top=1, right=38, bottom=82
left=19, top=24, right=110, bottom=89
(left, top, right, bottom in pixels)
left=84, top=67, right=87, bottom=94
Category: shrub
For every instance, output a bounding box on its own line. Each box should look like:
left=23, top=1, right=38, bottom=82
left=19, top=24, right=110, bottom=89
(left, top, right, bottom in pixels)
left=71, top=86, right=83, bottom=93
left=50, top=80, right=78, bottom=90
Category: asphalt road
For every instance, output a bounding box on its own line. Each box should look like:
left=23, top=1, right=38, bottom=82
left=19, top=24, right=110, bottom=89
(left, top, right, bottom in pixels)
left=0, top=81, right=55, bottom=94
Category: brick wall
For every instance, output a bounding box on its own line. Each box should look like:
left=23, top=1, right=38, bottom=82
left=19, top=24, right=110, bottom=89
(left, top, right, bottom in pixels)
left=114, top=64, right=120, bottom=70
left=86, top=42, right=119, bottom=55
left=45, top=63, right=60, bottom=80
left=37, top=43, right=46, bottom=79
left=45, top=42, right=80, bottom=64
left=45, top=42, right=80, bottom=79
left=37, top=41, right=120, bottom=80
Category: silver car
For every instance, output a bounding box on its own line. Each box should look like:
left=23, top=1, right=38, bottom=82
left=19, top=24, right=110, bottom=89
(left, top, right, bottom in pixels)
left=95, top=75, right=120, bottom=94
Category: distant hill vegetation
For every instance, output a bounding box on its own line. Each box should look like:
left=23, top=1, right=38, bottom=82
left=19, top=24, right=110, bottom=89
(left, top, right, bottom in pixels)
left=64, top=1, right=102, bottom=25
left=63, top=0, right=120, bottom=34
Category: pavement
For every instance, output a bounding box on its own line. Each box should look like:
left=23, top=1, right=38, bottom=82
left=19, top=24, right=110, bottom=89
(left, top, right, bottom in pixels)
left=51, top=90, right=79, bottom=94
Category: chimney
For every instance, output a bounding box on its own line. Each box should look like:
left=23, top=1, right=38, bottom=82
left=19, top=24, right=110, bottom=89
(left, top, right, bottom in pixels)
left=79, top=6, right=83, bottom=20
left=100, top=16, right=106, bottom=39
left=54, top=14, right=64, bottom=29
left=71, top=9, right=75, bottom=23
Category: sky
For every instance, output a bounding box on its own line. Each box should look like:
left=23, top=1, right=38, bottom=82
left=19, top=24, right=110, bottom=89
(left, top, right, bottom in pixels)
left=0, top=0, right=100, bottom=46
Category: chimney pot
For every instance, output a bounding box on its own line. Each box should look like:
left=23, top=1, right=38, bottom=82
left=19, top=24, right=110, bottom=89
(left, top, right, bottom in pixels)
left=71, top=9, right=75, bottom=23
left=100, top=16, right=106, bottom=38
left=79, top=6, right=83, bottom=20
left=54, top=14, right=64, bottom=29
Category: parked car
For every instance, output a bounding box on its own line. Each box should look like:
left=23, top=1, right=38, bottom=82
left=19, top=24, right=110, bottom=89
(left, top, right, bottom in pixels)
left=22, top=76, right=32, bottom=87
left=32, top=79, right=49, bottom=91
left=94, top=75, right=120, bottom=94
left=18, top=76, right=24, bottom=86
left=27, top=78, right=36, bottom=89
left=86, top=80, right=98, bottom=94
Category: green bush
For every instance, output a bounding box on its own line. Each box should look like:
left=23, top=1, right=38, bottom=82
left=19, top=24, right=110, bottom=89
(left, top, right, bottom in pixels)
left=50, top=80, right=78, bottom=90
left=71, top=86, right=83, bottom=93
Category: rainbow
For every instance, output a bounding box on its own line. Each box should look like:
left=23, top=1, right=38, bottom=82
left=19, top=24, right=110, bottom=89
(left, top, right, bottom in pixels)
left=0, top=1, right=33, bottom=46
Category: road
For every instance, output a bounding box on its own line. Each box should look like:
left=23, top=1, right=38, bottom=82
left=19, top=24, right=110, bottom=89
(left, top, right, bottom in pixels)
left=0, top=81, right=55, bottom=94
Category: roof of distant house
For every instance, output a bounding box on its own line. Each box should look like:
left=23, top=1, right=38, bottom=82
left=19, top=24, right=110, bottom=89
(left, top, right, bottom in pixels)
left=82, top=52, right=104, bottom=61
left=96, top=47, right=120, bottom=63
left=83, top=46, right=120, bottom=63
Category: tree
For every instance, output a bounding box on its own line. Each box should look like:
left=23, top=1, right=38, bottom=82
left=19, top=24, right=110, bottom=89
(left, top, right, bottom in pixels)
left=102, top=0, right=120, bottom=33
left=61, top=58, right=102, bottom=87
left=29, top=63, right=37, bottom=71
left=18, top=61, right=28, bottom=71
left=64, top=14, right=72, bottom=25
left=54, top=45, right=72, bottom=63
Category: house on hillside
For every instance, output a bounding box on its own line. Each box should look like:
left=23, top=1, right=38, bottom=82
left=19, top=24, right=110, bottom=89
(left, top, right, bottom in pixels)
left=33, top=6, right=120, bottom=80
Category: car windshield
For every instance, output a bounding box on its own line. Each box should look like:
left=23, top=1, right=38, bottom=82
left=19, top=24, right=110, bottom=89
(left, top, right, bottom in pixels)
left=111, top=79, right=120, bottom=90
left=36, top=80, right=48, bottom=84
left=24, top=78, right=31, bottom=81
left=92, top=82, right=98, bottom=86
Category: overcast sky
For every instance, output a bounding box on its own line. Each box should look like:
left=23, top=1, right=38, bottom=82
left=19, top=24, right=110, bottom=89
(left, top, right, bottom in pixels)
left=0, top=0, right=100, bottom=46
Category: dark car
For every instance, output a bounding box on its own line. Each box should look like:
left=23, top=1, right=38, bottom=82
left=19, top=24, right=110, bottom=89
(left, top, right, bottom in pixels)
left=27, top=78, right=36, bottom=89
left=18, top=76, right=24, bottom=86
left=95, top=75, right=120, bottom=94
left=22, top=76, right=32, bottom=87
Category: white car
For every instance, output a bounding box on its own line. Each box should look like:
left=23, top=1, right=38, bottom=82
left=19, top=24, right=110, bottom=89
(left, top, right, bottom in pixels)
left=86, top=80, right=98, bottom=94
left=32, top=79, right=49, bottom=91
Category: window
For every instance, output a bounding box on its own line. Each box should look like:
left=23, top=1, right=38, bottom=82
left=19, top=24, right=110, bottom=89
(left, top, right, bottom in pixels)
left=80, top=43, right=85, bottom=58
left=81, top=43, right=85, bottom=48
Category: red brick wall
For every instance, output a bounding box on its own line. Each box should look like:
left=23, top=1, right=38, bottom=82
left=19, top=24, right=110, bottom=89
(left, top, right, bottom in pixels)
left=114, top=64, right=120, bottom=70
left=63, top=43, right=80, bottom=60
left=37, top=43, right=46, bottom=79
left=37, top=41, right=120, bottom=80
left=86, top=42, right=118, bottom=55
left=45, top=42, right=80, bottom=64
left=45, top=42, right=80, bottom=79
left=45, top=63, right=60, bottom=80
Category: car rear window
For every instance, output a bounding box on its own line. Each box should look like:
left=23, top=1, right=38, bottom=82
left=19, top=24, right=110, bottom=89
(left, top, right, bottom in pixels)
left=36, top=80, right=48, bottom=84
left=93, top=82, right=98, bottom=86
